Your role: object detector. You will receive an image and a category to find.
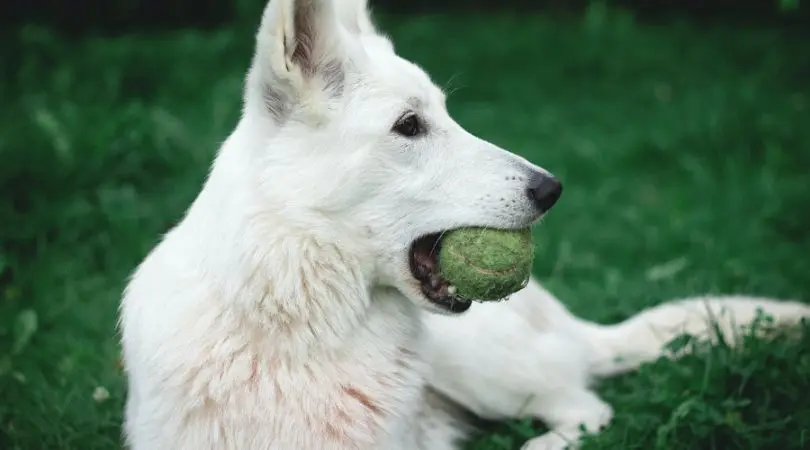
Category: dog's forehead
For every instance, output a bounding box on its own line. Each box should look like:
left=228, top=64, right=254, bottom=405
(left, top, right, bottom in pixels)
left=362, top=52, right=445, bottom=106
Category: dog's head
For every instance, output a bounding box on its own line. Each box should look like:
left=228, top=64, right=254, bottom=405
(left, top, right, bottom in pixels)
left=240, top=0, right=561, bottom=315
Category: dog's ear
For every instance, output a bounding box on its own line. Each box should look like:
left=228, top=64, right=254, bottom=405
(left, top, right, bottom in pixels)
left=336, top=0, right=379, bottom=36
left=337, top=0, right=395, bottom=55
left=249, top=0, right=348, bottom=121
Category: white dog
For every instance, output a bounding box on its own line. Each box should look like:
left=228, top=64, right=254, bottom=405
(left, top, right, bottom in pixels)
left=118, top=0, right=810, bottom=448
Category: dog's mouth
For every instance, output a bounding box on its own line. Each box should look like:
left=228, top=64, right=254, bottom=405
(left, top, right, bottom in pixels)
left=408, top=233, right=472, bottom=314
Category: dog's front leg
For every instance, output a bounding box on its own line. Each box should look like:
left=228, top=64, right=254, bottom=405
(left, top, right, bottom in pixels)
left=421, top=279, right=613, bottom=450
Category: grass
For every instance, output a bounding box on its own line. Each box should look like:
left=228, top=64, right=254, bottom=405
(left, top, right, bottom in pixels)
left=1, top=7, right=810, bottom=450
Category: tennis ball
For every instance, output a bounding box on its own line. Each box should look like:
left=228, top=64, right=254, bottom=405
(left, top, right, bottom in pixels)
left=438, top=227, right=534, bottom=301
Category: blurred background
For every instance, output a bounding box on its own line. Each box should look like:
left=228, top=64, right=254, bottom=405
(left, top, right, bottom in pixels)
left=1, top=0, right=809, bottom=449
left=2, top=0, right=810, bottom=33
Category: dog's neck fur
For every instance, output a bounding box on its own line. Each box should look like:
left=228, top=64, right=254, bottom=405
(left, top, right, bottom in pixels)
left=124, top=126, right=428, bottom=446
left=170, top=121, right=420, bottom=366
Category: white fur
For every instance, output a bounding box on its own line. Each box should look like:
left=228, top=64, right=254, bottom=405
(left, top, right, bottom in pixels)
left=118, top=1, right=810, bottom=449
left=424, top=280, right=810, bottom=449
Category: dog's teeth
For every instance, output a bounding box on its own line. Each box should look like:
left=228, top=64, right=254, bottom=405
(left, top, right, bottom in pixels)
left=447, top=285, right=457, bottom=295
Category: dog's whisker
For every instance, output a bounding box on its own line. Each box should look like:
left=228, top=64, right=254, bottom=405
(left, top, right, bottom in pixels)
left=442, top=72, right=467, bottom=98
left=430, top=230, right=450, bottom=256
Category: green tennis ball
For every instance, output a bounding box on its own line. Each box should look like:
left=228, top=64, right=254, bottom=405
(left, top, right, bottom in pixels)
left=438, top=227, right=534, bottom=301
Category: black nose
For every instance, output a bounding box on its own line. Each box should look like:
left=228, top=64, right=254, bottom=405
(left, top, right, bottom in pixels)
left=527, top=172, right=562, bottom=212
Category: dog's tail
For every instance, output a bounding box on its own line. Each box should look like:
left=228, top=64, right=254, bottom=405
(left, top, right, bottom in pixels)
left=577, top=296, right=810, bottom=377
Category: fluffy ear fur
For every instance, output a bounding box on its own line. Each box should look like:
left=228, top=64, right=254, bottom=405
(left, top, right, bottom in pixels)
left=247, top=0, right=348, bottom=121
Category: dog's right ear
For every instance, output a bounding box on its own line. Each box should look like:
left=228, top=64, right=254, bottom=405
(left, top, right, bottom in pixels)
left=248, top=0, right=348, bottom=121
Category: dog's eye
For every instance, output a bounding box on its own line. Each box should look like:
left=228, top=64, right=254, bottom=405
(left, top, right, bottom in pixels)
left=392, top=113, right=424, bottom=137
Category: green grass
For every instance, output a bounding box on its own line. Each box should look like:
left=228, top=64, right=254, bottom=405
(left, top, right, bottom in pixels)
left=2, top=9, right=810, bottom=450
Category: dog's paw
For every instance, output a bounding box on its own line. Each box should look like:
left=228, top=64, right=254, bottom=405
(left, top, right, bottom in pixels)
left=520, top=432, right=576, bottom=450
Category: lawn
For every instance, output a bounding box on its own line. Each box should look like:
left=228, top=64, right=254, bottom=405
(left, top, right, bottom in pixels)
left=1, top=8, right=810, bottom=450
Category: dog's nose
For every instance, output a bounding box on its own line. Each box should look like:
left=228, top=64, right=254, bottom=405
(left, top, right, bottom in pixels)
left=527, top=172, right=562, bottom=212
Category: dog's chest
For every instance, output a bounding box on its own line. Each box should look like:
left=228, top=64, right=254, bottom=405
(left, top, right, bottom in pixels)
left=213, top=342, right=427, bottom=448
left=174, top=307, right=430, bottom=449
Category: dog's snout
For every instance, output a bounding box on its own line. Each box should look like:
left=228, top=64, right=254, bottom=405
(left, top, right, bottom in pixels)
left=527, top=172, right=562, bottom=212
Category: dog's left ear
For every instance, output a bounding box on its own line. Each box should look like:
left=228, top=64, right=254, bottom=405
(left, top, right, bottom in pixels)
left=248, top=0, right=349, bottom=120
left=337, top=0, right=395, bottom=55
left=336, top=0, right=379, bottom=36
